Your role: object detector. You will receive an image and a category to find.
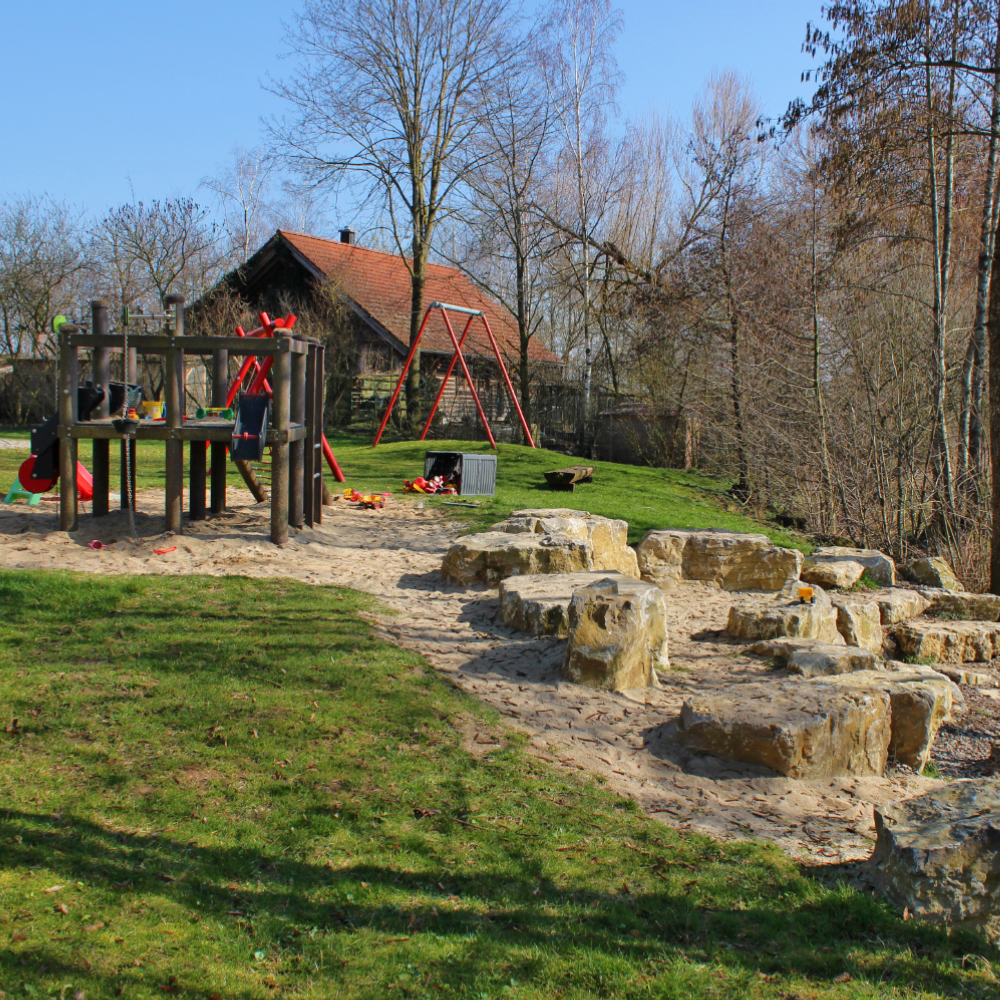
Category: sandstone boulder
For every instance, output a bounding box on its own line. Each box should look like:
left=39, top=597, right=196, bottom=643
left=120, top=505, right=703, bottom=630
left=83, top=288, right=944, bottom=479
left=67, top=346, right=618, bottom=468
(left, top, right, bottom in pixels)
left=894, top=620, right=1000, bottom=664
left=920, top=589, right=1000, bottom=622
left=499, top=571, right=637, bottom=637
left=785, top=644, right=882, bottom=678
left=727, top=581, right=842, bottom=644
left=751, top=636, right=822, bottom=661
left=831, top=595, right=884, bottom=653
left=869, top=778, right=1000, bottom=939
left=877, top=589, right=931, bottom=625
left=932, top=664, right=996, bottom=687
left=562, top=580, right=668, bottom=691
left=498, top=509, right=639, bottom=577
left=635, top=529, right=802, bottom=591
left=805, top=665, right=953, bottom=770
left=677, top=680, right=890, bottom=778
left=807, top=546, right=896, bottom=587
left=441, top=531, right=592, bottom=586
left=903, top=556, right=963, bottom=592
left=801, top=558, right=866, bottom=589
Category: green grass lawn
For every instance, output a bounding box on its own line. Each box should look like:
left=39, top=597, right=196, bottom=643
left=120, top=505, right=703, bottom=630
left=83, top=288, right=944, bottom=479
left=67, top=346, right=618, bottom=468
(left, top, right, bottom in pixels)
left=1, top=570, right=996, bottom=999
left=326, top=435, right=805, bottom=548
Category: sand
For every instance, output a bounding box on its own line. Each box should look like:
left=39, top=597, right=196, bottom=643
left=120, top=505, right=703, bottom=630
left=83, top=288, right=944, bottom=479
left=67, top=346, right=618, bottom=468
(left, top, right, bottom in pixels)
left=0, top=485, right=940, bottom=869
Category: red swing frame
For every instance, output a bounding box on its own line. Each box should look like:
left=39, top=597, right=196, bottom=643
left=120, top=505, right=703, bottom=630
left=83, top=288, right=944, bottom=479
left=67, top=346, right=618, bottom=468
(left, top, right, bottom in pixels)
left=372, top=302, right=535, bottom=449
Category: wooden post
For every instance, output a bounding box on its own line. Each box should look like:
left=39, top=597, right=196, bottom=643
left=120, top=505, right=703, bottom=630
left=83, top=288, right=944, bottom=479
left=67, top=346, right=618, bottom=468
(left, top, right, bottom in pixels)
left=189, top=442, right=206, bottom=520
left=289, top=344, right=306, bottom=528
left=91, top=300, right=111, bottom=516
left=210, top=347, right=228, bottom=513
left=270, top=339, right=291, bottom=545
left=58, top=326, right=79, bottom=532
left=304, top=342, right=317, bottom=527
left=165, top=344, right=183, bottom=534
left=164, top=296, right=186, bottom=533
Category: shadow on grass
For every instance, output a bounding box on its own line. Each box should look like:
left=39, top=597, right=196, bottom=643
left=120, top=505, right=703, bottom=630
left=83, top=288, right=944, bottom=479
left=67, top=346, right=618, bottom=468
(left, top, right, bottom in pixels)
left=3, top=807, right=996, bottom=997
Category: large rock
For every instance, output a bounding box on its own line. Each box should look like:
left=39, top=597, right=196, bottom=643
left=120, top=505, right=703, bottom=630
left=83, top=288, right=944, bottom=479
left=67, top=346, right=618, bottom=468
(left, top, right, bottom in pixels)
left=877, top=589, right=931, bottom=625
left=903, top=556, right=963, bottom=592
left=869, top=778, right=1000, bottom=938
left=635, top=529, right=802, bottom=591
left=727, top=581, right=842, bottom=644
left=806, top=665, right=953, bottom=770
left=801, top=558, right=866, bottom=589
left=921, top=589, right=1000, bottom=622
left=830, top=595, right=884, bottom=653
left=562, top=579, right=668, bottom=691
left=441, top=531, right=592, bottom=586
left=895, top=620, right=1000, bottom=664
left=677, top=681, right=891, bottom=778
left=807, top=546, right=896, bottom=587
left=499, top=571, right=637, bottom=637
left=441, top=508, right=639, bottom=585
left=498, top=509, right=639, bottom=577
left=785, top=644, right=882, bottom=678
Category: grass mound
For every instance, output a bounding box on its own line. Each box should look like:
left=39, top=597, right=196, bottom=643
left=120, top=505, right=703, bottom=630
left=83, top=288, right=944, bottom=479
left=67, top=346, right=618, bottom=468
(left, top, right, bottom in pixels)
left=0, top=570, right=993, bottom=998
left=326, top=436, right=805, bottom=548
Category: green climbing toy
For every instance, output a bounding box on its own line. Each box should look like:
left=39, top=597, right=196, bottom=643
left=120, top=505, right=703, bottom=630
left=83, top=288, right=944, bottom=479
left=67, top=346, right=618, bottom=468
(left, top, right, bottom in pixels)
left=3, top=479, right=43, bottom=505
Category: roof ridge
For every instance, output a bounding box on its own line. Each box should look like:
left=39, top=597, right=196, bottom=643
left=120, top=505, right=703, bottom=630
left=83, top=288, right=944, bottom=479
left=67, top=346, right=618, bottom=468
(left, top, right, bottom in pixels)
left=278, top=229, right=470, bottom=278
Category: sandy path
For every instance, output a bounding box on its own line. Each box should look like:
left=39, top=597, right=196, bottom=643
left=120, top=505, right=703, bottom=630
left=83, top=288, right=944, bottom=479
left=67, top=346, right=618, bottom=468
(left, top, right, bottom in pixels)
left=0, top=489, right=937, bottom=866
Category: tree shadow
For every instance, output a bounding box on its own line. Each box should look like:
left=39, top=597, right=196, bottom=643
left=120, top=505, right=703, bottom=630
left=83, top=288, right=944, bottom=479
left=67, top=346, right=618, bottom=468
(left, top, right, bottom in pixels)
left=2, top=807, right=995, bottom=997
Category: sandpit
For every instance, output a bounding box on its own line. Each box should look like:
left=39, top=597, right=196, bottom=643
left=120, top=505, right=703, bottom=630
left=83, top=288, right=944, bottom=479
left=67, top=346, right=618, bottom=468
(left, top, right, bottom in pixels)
left=0, top=487, right=955, bottom=866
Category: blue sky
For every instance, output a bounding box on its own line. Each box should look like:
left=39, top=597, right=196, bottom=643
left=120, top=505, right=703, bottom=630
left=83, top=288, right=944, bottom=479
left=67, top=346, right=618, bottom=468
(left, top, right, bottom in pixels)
left=0, top=0, right=823, bottom=220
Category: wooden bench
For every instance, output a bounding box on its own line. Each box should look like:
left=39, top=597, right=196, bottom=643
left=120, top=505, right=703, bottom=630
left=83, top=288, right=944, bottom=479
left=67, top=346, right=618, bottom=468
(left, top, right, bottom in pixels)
left=544, top=465, right=595, bottom=491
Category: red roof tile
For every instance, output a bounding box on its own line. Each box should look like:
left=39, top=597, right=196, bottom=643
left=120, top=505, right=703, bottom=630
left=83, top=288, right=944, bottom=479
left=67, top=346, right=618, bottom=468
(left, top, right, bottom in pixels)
left=277, top=230, right=562, bottom=365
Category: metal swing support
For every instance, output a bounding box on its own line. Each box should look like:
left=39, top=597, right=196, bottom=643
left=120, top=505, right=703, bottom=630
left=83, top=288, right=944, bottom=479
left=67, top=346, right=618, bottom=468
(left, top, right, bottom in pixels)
left=372, top=302, right=535, bottom=449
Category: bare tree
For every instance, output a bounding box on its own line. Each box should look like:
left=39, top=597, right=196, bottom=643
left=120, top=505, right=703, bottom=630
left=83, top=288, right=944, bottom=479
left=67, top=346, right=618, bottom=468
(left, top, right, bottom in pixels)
left=93, top=197, right=221, bottom=308
left=274, top=0, right=518, bottom=429
left=538, top=0, right=623, bottom=411
left=459, top=58, right=556, bottom=440
left=202, top=145, right=278, bottom=267
left=0, top=195, right=87, bottom=361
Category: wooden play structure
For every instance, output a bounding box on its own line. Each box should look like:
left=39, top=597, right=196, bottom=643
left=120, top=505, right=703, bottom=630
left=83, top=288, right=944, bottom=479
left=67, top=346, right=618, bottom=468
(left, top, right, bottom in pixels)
left=372, top=302, right=535, bottom=449
left=50, top=298, right=335, bottom=545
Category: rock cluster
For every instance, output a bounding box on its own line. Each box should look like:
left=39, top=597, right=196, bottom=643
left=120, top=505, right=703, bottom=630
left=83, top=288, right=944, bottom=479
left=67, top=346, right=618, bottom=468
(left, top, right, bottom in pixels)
left=499, top=571, right=637, bottom=637
left=726, top=581, right=842, bottom=644
left=804, top=546, right=897, bottom=587
left=635, top=529, right=802, bottom=591
left=677, top=680, right=891, bottom=779
left=869, top=778, right=1000, bottom=939
left=441, top=508, right=638, bottom=585
left=449, top=516, right=991, bottom=787
left=895, top=620, right=1000, bottom=664
left=562, top=579, right=669, bottom=692
left=903, top=556, right=964, bottom=592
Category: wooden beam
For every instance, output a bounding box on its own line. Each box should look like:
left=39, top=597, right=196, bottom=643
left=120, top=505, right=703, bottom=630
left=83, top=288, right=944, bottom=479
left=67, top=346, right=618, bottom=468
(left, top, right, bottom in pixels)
left=58, top=327, right=79, bottom=532
left=270, top=343, right=291, bottom=545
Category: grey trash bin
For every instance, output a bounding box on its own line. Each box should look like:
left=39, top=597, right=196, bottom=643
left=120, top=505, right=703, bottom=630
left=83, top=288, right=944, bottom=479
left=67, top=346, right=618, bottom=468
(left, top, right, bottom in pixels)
left=423, top=451, right=497, bottom=496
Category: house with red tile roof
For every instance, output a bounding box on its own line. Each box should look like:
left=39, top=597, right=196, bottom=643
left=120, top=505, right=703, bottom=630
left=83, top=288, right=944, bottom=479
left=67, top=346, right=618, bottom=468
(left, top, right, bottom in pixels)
left=205, top=229, right=563, bottom=430
left=228, top=228, right=562, bottom=367
left=211, top=229, right=563, bottom=432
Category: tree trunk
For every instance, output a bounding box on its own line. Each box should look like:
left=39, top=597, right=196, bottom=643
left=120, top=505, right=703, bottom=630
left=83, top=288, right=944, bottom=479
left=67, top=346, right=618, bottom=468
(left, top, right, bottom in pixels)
left=405, top=244, right=426, bottom=433
left=966, top=12, right=1000, bottom=474
left=515, top=238, right=533, bottom=445
left=989, top=244, right=1000, bottom=593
